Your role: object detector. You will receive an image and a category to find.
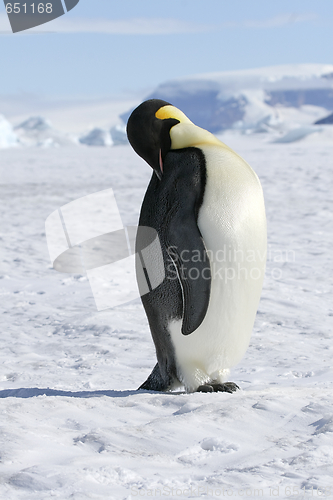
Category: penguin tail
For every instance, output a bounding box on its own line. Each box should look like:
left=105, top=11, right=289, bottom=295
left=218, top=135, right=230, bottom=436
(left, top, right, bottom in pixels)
left=138, top=363, right=171, bottom=392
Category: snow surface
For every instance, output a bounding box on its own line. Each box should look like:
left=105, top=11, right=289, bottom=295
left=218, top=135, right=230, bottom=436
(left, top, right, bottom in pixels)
left=110, top=124, right=128, bottom=146
left=2, top=64, right=333, bottom=150
left=174, top=64, right=333, bottom=92
left=13, top=116, right=77, bottom=148
left=0, top=96, right=140, bottom=135
left=79, top=128, right=113, bottom=147
left=78, top=124, right=128, bottom=146
left=125, top=64, right=333, bottom=134
left=0, top=132, right=332, bottom=499
left=315, top=112, right=333, bottom=125
left=0, top=114, right=18, bottom=148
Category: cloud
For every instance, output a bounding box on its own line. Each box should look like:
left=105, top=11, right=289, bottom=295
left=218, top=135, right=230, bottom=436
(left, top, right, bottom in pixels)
left=0, top=11, right=319, bottom=35
left=55, top=17, right=213, bottom=34
left=225, top=12, right=318, bottom=29
left=0, top=13, right=212, bottom=35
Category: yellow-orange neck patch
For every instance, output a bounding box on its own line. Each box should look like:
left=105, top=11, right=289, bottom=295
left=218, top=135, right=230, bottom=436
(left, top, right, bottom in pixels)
left=155, top=105, right=192, bottom=123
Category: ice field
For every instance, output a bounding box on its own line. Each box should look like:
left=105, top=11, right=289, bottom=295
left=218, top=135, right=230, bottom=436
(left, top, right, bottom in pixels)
left=0, top=125, right=332, bottom=499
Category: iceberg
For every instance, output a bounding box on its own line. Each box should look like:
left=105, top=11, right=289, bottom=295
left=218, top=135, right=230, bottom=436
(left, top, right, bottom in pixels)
left=314, top=112, right=333, bottom=125
left=79, top=128, right=113, bottom=147
left=15, top=116, right=76, bottom=147
left=15, top=116, right=51, bottom=132
left=120, top=64, right=333, bottom=135
left=110, top=124, right=128, bottom=145
left=0, top=114, right=18, bottom=148
left=273, top=126, right=322, bottom=143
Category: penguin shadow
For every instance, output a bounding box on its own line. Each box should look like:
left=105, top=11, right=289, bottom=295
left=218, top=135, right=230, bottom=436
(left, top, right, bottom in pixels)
left=0, top=387, right=186, bottom=399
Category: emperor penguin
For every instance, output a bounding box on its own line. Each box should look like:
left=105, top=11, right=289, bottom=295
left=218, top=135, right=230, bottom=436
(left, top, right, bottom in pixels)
left=127, top=99, right=266, bottom=393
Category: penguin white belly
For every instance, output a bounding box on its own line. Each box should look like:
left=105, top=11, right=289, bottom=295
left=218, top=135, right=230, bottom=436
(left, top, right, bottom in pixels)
left=168, top=144, right=267, bottom=391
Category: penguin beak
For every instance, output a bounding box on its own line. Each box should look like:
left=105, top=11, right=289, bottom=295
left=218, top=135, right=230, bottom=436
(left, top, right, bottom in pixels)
left=159, top=148, right=163, bottom=175
left=126, top=100, right=180, bottom=180
left=158, top=149, right=163, bottom=178
left=153, top=149, right=163, bottom=180
left=154, top=169, right=162, bottom=180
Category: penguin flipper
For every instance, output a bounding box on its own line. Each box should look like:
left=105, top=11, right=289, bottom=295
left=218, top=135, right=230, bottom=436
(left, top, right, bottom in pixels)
left=166, top=212, right=211, bottom=336
left=156, top=147, right=211, bottom=336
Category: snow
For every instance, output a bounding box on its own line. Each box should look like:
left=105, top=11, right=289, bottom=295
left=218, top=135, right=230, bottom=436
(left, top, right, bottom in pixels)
left=0, top=95, right=138, bottom=151
left=0, top=114, right=18, bottom=148
left=110, top=124, right=128, bottom=146
left=15, top=116, right=52, bottom=132
left=0, top=95, right=140, bottom=135
left=78, top=125, right=128, bottom=147
left=180, top=63, right=333, bottom=91
left=0, top=128, right=332, bottom=498
left=132, top=64, right=333, bottom=135
left=315, top=112, right=333, bottom=125
left=2, top=65, right=333, bottom=150
left=14, top=115, right=77, bottom=148
left=79, top=128, right=113, bottom=147
left=273, top=126, right=323, bottom=143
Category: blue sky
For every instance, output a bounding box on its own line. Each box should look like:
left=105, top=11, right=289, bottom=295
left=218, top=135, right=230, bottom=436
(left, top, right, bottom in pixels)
left=0, top=0, right=332, bottom=99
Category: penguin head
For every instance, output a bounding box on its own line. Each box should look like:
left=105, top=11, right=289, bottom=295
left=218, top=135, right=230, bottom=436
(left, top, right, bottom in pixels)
left=127, top=99, right=223, bottom=179
left=126, top=99, right=191, bottom=180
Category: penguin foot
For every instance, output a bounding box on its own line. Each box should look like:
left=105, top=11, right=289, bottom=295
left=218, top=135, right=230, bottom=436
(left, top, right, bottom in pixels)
left=196, top=382, right=240, bottom=393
